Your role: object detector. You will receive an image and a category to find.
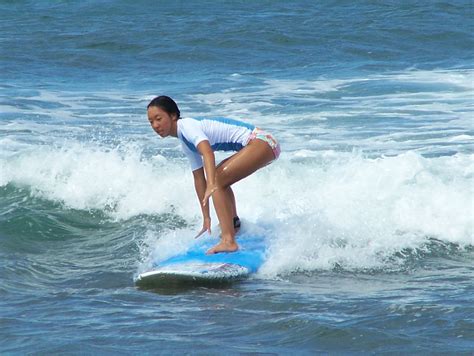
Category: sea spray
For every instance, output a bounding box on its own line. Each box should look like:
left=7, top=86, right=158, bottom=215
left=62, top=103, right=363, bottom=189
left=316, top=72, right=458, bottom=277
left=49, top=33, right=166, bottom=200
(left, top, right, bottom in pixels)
left=2, top=140, right=471, bottom=278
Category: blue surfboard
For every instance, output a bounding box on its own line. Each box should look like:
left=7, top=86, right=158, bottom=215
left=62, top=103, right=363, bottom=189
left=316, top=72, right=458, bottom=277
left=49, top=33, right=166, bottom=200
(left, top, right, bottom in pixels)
left=136, top=234, right=266, bottom=287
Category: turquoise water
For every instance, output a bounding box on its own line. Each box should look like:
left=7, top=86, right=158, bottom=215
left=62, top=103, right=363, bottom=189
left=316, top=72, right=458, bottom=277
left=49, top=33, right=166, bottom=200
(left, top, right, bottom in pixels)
left=1, top=1, right=473, bottom=353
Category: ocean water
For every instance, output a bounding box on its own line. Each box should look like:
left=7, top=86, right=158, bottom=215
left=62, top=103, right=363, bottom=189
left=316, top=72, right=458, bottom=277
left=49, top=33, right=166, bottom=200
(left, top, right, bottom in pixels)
left=1, top=0, right=473, bottom=353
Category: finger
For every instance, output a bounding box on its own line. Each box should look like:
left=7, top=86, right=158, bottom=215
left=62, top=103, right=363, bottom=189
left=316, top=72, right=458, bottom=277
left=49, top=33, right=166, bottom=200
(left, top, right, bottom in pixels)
left=202, top=194, right=211, bottom=206
left=194, top=228, right=206, bottom=239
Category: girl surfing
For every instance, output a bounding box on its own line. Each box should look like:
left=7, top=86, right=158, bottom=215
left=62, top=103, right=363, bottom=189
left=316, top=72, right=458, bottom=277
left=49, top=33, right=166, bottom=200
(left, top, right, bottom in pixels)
left=147, top=96, right=280, bottom=254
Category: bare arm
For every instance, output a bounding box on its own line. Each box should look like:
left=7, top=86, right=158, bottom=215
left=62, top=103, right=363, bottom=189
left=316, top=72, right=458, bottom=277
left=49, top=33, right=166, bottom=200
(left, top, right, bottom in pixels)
left=197, top=140, right=218, bottom=207
left=192, top=167, right=210, bottom=220
left=192, top=167, right=212, bottom=238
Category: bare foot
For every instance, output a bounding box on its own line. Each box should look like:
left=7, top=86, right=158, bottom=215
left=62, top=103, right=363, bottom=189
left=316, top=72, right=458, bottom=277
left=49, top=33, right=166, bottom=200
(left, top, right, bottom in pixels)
left=206, top=240, right=239, bottom=254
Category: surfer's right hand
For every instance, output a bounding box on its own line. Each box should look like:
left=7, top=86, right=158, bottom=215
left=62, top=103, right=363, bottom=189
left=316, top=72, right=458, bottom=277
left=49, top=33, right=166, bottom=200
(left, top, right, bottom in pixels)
left=194, top=217, right=211, bottom=239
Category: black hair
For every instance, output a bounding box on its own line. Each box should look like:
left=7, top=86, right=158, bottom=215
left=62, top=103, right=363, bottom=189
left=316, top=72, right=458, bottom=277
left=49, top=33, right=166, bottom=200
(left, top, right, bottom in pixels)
left=147, top=96, right=181, bottom=119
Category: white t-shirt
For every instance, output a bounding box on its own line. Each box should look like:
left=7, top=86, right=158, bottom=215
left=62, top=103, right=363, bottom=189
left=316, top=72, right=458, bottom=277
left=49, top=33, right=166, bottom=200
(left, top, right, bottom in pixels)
left=177, top=117, right=255, bottom=171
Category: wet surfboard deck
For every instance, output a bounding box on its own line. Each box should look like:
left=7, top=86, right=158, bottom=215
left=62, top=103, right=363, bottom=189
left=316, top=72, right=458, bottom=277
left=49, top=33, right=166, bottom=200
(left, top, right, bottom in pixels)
left=135, top=234, right=266, bottom=287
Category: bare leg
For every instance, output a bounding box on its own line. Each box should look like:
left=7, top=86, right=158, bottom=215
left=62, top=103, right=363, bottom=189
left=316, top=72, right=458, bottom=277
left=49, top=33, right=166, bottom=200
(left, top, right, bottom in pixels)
left=217, top=158, right=238, bottom=219
left=207, top=139, right=275, bottom=254
left=227, top=186, right=237, bottom=219
left=209, top=186, right=238, bottom=252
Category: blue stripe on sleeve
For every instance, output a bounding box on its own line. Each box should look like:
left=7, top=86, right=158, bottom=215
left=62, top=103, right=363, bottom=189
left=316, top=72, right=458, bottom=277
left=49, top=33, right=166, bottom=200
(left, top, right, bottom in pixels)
left=180, top=133, right=198, bottom=153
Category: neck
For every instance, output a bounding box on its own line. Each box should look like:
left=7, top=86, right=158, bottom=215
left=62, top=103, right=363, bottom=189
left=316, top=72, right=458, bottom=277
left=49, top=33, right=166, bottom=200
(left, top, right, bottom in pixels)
left=170, top=119, right=178, bottom=137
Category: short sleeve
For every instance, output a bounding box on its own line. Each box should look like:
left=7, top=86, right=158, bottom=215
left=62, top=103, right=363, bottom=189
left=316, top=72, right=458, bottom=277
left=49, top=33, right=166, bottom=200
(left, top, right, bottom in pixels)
left=179, top=118, right=208, bottom=149
left=180, top=141, right=203, bottom=171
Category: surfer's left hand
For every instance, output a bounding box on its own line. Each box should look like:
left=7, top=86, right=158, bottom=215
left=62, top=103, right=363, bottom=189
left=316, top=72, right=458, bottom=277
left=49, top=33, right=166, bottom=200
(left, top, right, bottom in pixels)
left=194, top=217, right=211, bottom=239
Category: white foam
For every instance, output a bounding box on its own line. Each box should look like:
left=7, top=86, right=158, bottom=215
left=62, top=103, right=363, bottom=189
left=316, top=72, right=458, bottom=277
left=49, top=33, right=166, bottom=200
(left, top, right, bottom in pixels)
left=184, top=68, right=474, bottom=156
left=2, top=138, right=472, bottom=275
left=2, top=68, right=473, bottom=276
left=0, top=142, right=197, bottom=220
left=135, top=228, right=198, bottom=278
left=384, top=69, right=474, bottom=89
left=134, top=150, right=474, bottom=277
left=448, top=134, right=473, bottom=142
left=3, top=68, right=472, bottom=158
left=257, top=151, right=473, bottom=276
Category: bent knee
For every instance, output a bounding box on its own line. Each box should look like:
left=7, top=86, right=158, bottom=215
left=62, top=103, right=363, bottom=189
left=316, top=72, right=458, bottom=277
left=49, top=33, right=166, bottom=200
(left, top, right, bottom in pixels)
left=215, top=167, right=233, bottom=189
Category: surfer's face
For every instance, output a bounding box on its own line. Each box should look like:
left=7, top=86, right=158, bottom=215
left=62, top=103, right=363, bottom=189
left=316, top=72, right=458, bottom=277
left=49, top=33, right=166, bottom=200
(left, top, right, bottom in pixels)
left=147, top=106, right=176, bottom=137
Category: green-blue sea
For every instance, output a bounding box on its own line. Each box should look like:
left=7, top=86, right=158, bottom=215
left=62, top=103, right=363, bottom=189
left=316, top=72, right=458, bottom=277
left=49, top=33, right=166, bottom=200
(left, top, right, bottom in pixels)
left=1, top=1, right=473, bottom=353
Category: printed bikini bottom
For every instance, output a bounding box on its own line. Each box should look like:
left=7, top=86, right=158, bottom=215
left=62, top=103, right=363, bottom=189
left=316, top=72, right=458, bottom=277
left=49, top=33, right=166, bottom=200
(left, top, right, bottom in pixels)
left=248, top=127, right=281, bottom=159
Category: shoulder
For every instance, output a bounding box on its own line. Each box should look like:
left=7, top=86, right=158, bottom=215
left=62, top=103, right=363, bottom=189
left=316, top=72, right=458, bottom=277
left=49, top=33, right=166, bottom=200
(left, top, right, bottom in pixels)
left=178, top=117, right=209, bottom=149
left=180, top=117, right=200, bottom=123
left=178, top=117, right=203, bottom=136
left=178, top=117, right=200, bottom=128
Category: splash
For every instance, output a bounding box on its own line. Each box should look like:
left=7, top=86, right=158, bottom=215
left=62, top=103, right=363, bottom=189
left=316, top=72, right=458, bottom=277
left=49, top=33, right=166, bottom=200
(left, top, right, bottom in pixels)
left=1, top=139, right=472, bottom=276
left=1, top=68, right=472, bottom=276
left=0, top=142, right=196, bottom=221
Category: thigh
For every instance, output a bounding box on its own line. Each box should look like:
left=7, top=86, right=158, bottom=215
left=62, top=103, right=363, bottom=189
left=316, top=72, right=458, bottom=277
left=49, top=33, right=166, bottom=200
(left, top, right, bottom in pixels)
left=216, top=139, right=275, bottom=188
